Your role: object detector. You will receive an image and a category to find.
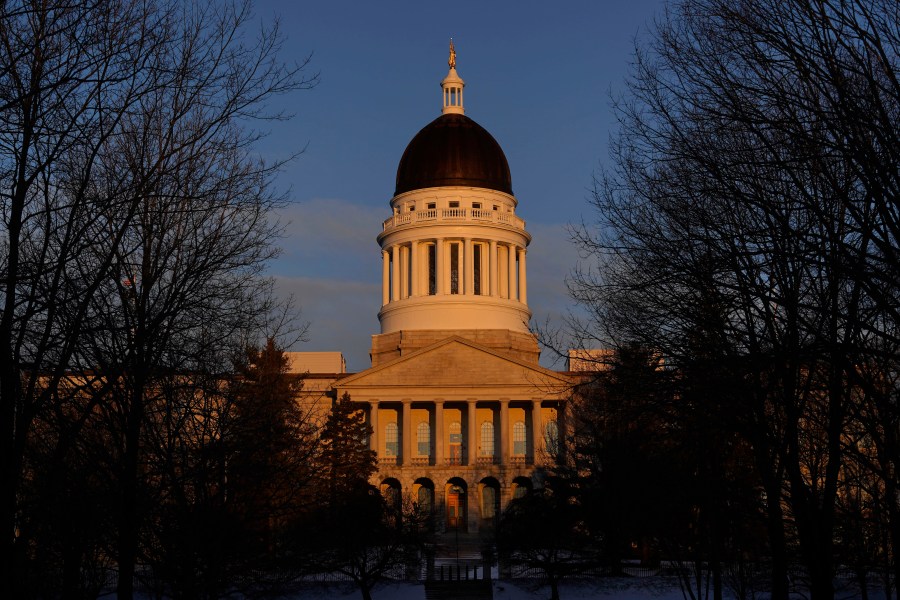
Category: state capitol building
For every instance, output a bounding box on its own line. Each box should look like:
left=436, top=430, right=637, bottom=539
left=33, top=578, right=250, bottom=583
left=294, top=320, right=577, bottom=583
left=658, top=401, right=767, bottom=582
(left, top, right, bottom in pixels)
left=291, top=45, right=585, bottom=536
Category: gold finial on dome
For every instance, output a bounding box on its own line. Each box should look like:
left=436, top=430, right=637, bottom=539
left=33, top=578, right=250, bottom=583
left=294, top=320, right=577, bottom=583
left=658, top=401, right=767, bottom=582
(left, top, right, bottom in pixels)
left=441, top=40, right=464, bottom=115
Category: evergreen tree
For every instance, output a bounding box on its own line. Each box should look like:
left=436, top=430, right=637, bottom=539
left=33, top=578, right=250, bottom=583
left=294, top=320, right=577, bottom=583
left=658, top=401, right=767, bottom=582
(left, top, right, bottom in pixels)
left=226, top=339, right=317, bottom=552
left=319, top=392, right=377, bottom=506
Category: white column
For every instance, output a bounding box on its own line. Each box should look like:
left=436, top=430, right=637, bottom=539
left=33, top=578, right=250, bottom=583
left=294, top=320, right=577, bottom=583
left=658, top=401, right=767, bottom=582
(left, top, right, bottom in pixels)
left=467, top=401, right=477, bottom=466
left=391, top=245, right=400, bottom=302
left=498, top=245, right=508, bottom=299
left=410, top=240, right=419, bottom=297
left=499, top=401, right=509, bottom=465
left=436, top=238, right=445, bottom=295
left=518, top=247, right=527, bottom=304
left=402, top=401, right=411, bottom=466
left=508, top=244, right=517, bottom=301
left=399, top=245, right=409, bottom=299
left=370, top=402, right=380, bottom=454
left=381, top=250, right=390, bottom=305
left=464, top=237, right=474, bottom=295
left=435, top=401, right=444, bottom=466
left=489, top=240, right=498, bottom=297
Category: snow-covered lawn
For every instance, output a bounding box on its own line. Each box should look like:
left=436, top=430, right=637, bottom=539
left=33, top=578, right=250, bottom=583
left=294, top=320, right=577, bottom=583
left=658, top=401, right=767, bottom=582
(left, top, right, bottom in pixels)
left=272, top=577, right=705, bottom=599
left=270, top=575, right=877, bottom=599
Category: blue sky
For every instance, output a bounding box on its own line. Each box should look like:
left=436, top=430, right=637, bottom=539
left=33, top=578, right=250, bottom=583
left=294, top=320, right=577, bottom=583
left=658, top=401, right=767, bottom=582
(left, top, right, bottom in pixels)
left=255, top=1, right=666, bottom=371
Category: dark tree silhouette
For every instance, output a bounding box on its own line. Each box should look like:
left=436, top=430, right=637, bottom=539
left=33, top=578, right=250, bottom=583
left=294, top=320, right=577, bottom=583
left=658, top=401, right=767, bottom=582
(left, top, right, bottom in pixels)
left=0, top=1, right=314, bottom=596
left=567, top=1, right=900, bottom=598
left=319, top=393, right=378, bottom=506
left=225, top=339, right=318, bottom=549
left=302, top=393, right=420, bottom=600
left=498, top=483, right=591, bottom=600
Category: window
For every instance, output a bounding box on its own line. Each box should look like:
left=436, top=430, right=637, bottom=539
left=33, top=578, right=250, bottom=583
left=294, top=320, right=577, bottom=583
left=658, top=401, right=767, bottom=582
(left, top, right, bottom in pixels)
left=450, top=243, right=459, bottom=294
left=409, top=204, right=416, bottom=212
left=473, top=244, right=482, bottom=295
left=383, top=483, right=401, bottom=511
left=417, top=422, right=430, bottom=456
left=513, top=484, right=528, bottom=499
left=427, top=202, right=436, bottom=210
left=449, top=422, right=462, bottom=464
left=428, top=244, right=436, bottom=295
left=492, top=205, right=499, bottom=211
left=544, top=421, right=559, bottom=456
left=449, top=201, right=459, bottom=208
left=482, top=486, right=497, bottom=519
left=480, top=422, right=494, bottom=456
left=513, top=421, right=526, bottom=455
left=385, top=423, right=399, bottom=456
left=472, top=202, right=481, bottom=209
left=417, top=485, right=433, bottom=514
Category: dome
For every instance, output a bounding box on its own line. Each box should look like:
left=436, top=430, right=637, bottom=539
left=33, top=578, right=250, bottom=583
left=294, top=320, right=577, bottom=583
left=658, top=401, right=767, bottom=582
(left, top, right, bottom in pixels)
left=395, top=113, right=512, bottom=196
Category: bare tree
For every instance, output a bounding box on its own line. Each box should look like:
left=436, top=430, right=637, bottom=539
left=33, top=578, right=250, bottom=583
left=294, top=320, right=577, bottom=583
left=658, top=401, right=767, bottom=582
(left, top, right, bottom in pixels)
left=0, top=0, right=314, bottom=596
left=0, top=1, right=172, bottom=591
left=568, top=1, right=900, bottom=599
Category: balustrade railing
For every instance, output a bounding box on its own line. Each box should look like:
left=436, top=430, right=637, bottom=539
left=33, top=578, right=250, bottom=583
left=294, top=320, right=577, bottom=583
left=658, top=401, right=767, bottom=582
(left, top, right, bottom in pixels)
left=382, top=208, right=525, bottom=232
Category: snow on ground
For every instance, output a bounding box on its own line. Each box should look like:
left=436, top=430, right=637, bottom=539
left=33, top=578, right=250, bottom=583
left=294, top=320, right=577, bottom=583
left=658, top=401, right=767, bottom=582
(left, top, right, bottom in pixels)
left=493, top=578, right=691, bottom=600
left=131, top=574, right=877, bottom=599
left=273, top=577, right=697, bottom=599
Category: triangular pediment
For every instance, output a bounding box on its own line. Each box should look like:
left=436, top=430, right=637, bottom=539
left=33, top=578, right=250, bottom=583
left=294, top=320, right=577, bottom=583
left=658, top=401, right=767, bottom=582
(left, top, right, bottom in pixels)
left=336, top=336, right=573, bottom=401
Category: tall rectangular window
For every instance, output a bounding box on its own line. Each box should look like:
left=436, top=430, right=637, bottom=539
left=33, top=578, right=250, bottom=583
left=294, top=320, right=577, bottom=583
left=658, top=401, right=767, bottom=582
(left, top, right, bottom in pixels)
left=385, top=423, right=399, bottom=457
left=513, top=421, right=526, bottom=455
left=449, top=422, right=462, bottom=465
left=417, top=422, right=430, bottom=456
left=450, top=243, right=459, bottom=294
left=428, top=244, right=436, bottom=295
left=473, top=244, right=482, bottom=295
left=480, top=422, right=495, bottom=457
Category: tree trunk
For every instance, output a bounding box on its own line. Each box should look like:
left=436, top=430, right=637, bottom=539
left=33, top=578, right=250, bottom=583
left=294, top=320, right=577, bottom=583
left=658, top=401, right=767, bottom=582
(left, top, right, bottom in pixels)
left=117, top=376, right=146, bottom=600
left=61, top=538, right=82, bottom=600
left=360, top=584, right=373, bottom=600
left=887, top=491, right=900, bottom=600
left=549, top=576, right=560, bottom=600
left=0, top=375, right=20, bottom=598
left=764, top=477, right=790, bottom=600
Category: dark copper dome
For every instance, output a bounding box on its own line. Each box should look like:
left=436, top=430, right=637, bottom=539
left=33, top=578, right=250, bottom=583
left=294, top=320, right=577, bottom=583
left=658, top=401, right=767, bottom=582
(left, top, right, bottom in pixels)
left=395, top=113, right=512, bottom=195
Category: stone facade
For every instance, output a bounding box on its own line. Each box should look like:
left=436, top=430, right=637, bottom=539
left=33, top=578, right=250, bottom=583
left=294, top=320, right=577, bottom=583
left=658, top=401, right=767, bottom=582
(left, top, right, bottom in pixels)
left=334, top=335, right=573, bottom=532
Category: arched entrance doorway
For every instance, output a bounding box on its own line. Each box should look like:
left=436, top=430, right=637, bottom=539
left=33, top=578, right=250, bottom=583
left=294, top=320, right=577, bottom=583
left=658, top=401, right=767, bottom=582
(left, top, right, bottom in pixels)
left=479, top=477, right=501, bottom=526
left=511, top=476, right=533, bottom=500
left=445, top=478, right=467, bottom=532
left=380, top=478, right=402, bottom=528
left=413, top=478, right=435, bottom=531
